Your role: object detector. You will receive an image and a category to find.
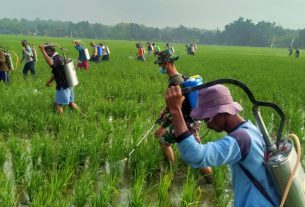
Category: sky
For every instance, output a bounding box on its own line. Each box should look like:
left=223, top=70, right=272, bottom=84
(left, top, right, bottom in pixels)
left=1, top=0, right=305, bottom=30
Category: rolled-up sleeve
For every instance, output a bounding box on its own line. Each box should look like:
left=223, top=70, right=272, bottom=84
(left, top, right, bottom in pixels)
left=177, top=134, right=242, bottom=168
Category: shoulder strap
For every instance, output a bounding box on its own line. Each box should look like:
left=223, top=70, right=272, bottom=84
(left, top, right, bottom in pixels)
left=238, top=163, right=276, bottom=207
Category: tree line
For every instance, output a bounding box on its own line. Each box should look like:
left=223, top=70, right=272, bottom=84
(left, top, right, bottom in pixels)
left=1, top=17, right=305, bottom=48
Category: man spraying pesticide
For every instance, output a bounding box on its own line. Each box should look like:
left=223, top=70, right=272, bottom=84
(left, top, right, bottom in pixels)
left=153, top=49, right=213, bottom=183
left=73, top=40, right=90, bottom=71
left=165, top=78, right=305, bottom=207
left=39, top=43, right=80, bottom=114
left=21, top=40, right=36, bottom=78
left=0, top=45, right=18, bottom=83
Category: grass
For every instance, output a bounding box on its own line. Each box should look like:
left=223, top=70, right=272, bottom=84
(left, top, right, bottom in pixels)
left=0, top=34, right=304, bottom=206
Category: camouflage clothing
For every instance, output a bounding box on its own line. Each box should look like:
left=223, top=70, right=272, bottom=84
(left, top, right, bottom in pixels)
left=158, top=74, right=200, bottom=145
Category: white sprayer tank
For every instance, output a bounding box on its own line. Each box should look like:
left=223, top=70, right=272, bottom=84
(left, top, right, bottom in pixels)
left=5, top=53, right=14, bottom=70
left=265, top=139, right=305, bottom=207
left=84, top=48, right=90, bottom=60
left=64, top=60, right=78, bottom=87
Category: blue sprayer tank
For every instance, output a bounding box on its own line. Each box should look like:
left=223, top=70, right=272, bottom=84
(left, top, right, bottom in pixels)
left=183, top=75, right=203, bottom=109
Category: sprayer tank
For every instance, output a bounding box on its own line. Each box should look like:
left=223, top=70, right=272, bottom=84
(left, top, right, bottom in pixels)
left=265, top=139, right=305, bottom=207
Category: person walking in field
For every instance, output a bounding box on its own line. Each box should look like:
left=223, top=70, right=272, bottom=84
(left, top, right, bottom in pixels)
left=154, top=49, right=213, bottom=182
left=152, top=43, right=161, bottom=55
left=0, top=49, right=10, bottom=83
left=89, top=41, right=100, bottom=63
left=189, top=43, right=197, bottom=55
left=288, top=46, right=293, bottom=56
left=100, top=43, right=110, bottom=61
left=295, top=47, right=300, bottom=58
left=73, top=40, right=89, bottom=71
left=164, top=84, right=280, bottom=207
left=39, top=43, right=79, bottom=114
left=146, top=42, right=153, bottom=54
left=165, top=43, right=175, bottom=54
left=136, top=43, right=145, bottom=61
left=21, top=40, right=36, bottom=78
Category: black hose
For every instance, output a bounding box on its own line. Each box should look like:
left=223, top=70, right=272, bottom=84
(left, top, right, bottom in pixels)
left=182, top=78, right=285, bottom=143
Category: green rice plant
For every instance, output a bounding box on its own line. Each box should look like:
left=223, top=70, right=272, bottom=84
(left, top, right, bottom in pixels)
left=0, top=141, right=6, bottom=167
left=212, top=166, right=231, bottom=207
left=90, top=172, right=119, bottom=206
left=73, top=169, right=95, bottom=207
left=157, top=166, right=174, bottom=207
left=180, top=168, right=201, bottom=207
left=0, top=171, right=16, bottom=207
left=8, top=136, right=30, bottom=193
left=128, top=169, right=146, bottom=207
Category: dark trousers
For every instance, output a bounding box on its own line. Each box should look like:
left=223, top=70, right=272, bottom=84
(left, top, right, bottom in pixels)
left=0, top=71, right=10, bottom=83
left=90, top=55, right=101, bottom=63
left=23, top=61, right=36, bottom=76
left=102, top=55, right=109, bottom=61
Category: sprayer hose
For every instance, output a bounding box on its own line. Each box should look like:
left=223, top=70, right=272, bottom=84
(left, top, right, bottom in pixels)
left=279, top=134, right=302, bottom=207
left=10, top=50, right=19, bottom=70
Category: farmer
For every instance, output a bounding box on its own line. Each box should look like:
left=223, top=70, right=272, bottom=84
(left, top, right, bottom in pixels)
left=189, top=43, right=197, bottom=55
left=100, top=43, right=110, bottom=61
left=21, top=40, right=36, bottom=78
left=288, top=46, right=293, bottom=56
left=73, top=40, right=89, bottom=71
left=295, top=47, right=300, bottom=58
left=185, top=44, right=190, bottom=54
left=154, top=49, right=213, bottom=182
left=39, top=43, right=79, bottom=114
left=165, top=43, right=175, bottom=54
left=0, top=49, right=10, bottom=83
left=89, top=41, right=100, bottom=63
left=136, top=43, right=145, bottom=61
left=164, top=84, right=280, bottom=207
left=146, top=42, right=153, bottom=54
left=152, top=43, right=161, bottom=55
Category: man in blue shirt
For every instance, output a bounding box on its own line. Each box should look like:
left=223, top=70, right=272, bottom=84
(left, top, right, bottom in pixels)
left=73, top=40, right=89, bottom=71
left=164, top=84, right=280, bottom=207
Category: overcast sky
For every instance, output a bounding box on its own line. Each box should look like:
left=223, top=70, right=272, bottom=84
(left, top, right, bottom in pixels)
left=1, top=0, right=305, bottom=30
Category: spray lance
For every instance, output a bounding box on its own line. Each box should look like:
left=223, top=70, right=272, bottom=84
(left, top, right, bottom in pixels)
left=123, top=111, right=169, bottom=161
left=182, top=78, right=305, bottom=207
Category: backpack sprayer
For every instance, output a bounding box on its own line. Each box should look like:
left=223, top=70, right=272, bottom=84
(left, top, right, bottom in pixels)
left=77, top=41, right=90, bottom=60
left=123, top=75, right=203, bottom=161
left=182, top=78, right=305, bottom=207
left=59, top=47, right=79, bottom=87
left=44, top=43, right=79, bottom=87
left=0, top=46, right=18, bottom=71
left=28, top=43, right=38, bottom=62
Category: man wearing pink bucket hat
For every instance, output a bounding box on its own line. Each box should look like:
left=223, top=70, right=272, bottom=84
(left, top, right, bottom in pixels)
left=165, top=84, right=280, bottom=207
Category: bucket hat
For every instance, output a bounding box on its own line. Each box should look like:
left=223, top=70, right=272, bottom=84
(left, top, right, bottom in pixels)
left=190, top=84, right=243, bottom=120
left=154, top=49, right=179, bottom=64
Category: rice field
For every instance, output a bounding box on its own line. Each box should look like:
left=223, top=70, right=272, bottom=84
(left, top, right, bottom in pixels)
left=0, top=34, right=304, bottom=206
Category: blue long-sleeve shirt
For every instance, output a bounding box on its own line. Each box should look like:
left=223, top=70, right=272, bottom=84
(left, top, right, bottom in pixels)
left=177, top=121, right=280, bottom=207
left=74, top=45, right=86, bottom=61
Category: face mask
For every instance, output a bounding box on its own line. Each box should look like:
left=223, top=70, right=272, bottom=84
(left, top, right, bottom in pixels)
left=159, top=67, right=167, bottom=74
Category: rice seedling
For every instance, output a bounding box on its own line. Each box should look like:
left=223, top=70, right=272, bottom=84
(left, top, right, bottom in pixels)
left=180, top=168, right=202, bottom=207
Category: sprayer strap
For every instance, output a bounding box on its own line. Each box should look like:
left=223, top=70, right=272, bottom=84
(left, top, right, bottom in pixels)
left=238, top=163, right=276, bottom=207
